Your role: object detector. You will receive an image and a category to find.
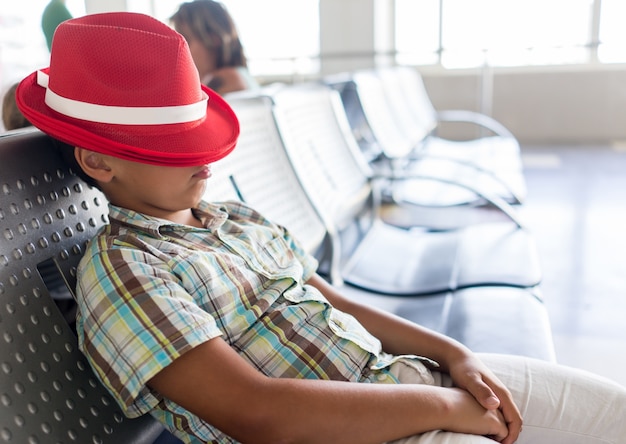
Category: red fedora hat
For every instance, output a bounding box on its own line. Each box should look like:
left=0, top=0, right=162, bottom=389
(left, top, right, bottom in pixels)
left=16, top=12, right=239, bottom=166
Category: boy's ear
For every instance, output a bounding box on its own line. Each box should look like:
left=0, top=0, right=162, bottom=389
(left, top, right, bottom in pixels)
left=74, top=147, right=114, bottom=183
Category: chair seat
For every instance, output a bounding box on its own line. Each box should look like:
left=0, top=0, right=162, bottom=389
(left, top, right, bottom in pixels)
left=422, top=135, right=524, bottom=174
left=337, top=284, right=555, bottom=362
left=341, top=220, right=542, bottom=295
left=379, top=202, right=515, bottom=231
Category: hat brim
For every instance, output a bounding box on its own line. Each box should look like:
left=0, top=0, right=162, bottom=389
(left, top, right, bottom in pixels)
left=16, top=70, right=239, bottom=166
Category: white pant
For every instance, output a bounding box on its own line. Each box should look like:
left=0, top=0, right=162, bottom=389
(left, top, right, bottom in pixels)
left=388, top=353, right=626, bottom=444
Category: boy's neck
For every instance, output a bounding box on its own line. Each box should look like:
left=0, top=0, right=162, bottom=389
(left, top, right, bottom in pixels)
left=113, top=201, right=204, bottom=228
left=150, top=207, right=205, bottom=228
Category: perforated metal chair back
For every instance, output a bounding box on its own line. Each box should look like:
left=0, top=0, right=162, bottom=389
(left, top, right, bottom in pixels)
left=0, top=129, right=166, bottom=443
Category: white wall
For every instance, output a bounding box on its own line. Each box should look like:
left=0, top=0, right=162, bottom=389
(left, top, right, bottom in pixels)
left=418, top=66, right=626, bottom=145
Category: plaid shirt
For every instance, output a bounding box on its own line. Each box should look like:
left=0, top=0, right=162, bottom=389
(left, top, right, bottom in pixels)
left=76, top=201, right=413, bottom=443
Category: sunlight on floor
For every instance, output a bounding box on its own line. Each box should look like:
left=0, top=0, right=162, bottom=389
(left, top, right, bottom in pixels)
left=521, top=145, right=626, bottom=386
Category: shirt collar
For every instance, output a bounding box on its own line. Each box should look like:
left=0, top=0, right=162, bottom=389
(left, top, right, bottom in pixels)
left=108, top=200, right=229, bottom=237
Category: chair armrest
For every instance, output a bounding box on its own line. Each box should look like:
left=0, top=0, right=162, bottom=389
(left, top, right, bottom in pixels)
left=402, top=154, right=525, bottom=205
left=372, top=172, right=526, bottom=229
left=437, top=109, right=516, bottom=139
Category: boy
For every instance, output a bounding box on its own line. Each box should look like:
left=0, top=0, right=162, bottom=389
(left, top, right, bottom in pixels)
left=16, top=12, right=626, bottom=444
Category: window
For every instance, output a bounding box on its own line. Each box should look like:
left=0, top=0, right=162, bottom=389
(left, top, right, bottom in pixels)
left=0, top=0, right=85, bottom=93
left=395, top=0, right=440, bottom=66
left=598, top=0, right=626, bottom=63
left=1, top=0, right=319, bottom=99
left=221, top=0, right=320, bottom=76
left=396, top=0, right=597, bottom=68
left=130, top=0, right=320, bottom=76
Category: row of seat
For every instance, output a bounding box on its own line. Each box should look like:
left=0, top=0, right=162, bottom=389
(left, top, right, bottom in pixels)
left=326, top=67, right=527, bottom=209
left=207, top=74, right=554, bottom=360
left=0, top=66, right=555, bottom=443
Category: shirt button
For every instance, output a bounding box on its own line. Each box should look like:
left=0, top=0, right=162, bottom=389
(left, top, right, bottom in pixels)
left=376, top=373, right=388, bottom=382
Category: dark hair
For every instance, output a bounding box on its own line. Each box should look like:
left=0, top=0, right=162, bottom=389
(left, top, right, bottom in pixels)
left=170, top=0, right=247, bottom=69
left=54, top=139, right=101, bottom=190
left=2, top=83, right=32, bottom=131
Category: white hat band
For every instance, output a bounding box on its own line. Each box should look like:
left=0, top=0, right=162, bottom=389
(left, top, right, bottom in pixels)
left=37, top=70, right=208, bottom=125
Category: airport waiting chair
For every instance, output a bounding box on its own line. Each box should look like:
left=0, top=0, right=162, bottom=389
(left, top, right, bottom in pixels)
left=207, top=90, right=555, bottom=361
left=204, top=89, right=358, bottom=283
left=268, top=82, right=542, bottom=296
left=203, top=90, right=340, bottom=283
left=326, top=67, right=527, bottom=208
left=0, top=129, right=180, bottom=444
left=204, top=91, right=329, bottom=256
left=377, top=66, right=524, bottom=170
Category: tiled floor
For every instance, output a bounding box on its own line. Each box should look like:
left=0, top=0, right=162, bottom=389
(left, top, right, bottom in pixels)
left=519, top=144, right=626, bottom=386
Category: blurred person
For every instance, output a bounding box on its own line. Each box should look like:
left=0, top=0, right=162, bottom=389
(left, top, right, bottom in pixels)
left=41, top=0, right=73, bottom=51
left=170, top=0, right=259, bottom=95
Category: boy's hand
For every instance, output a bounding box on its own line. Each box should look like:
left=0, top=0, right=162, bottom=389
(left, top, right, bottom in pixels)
left=443, top=388, right=509, bottom=440
left=447, top=354, right=522, bottom=444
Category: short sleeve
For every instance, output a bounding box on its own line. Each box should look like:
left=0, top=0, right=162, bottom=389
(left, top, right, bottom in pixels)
left=76, top=242, right=222, bottom=417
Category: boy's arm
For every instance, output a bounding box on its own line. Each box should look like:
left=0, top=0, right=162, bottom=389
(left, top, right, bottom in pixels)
left=148, top=334, right=510, bottom=444
left=304, top=275, right=474, bottom=368
left=305, top=274, right=522, bottom=444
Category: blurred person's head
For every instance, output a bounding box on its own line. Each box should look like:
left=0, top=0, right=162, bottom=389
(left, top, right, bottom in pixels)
left=170, top=0, right=247, bottom=81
